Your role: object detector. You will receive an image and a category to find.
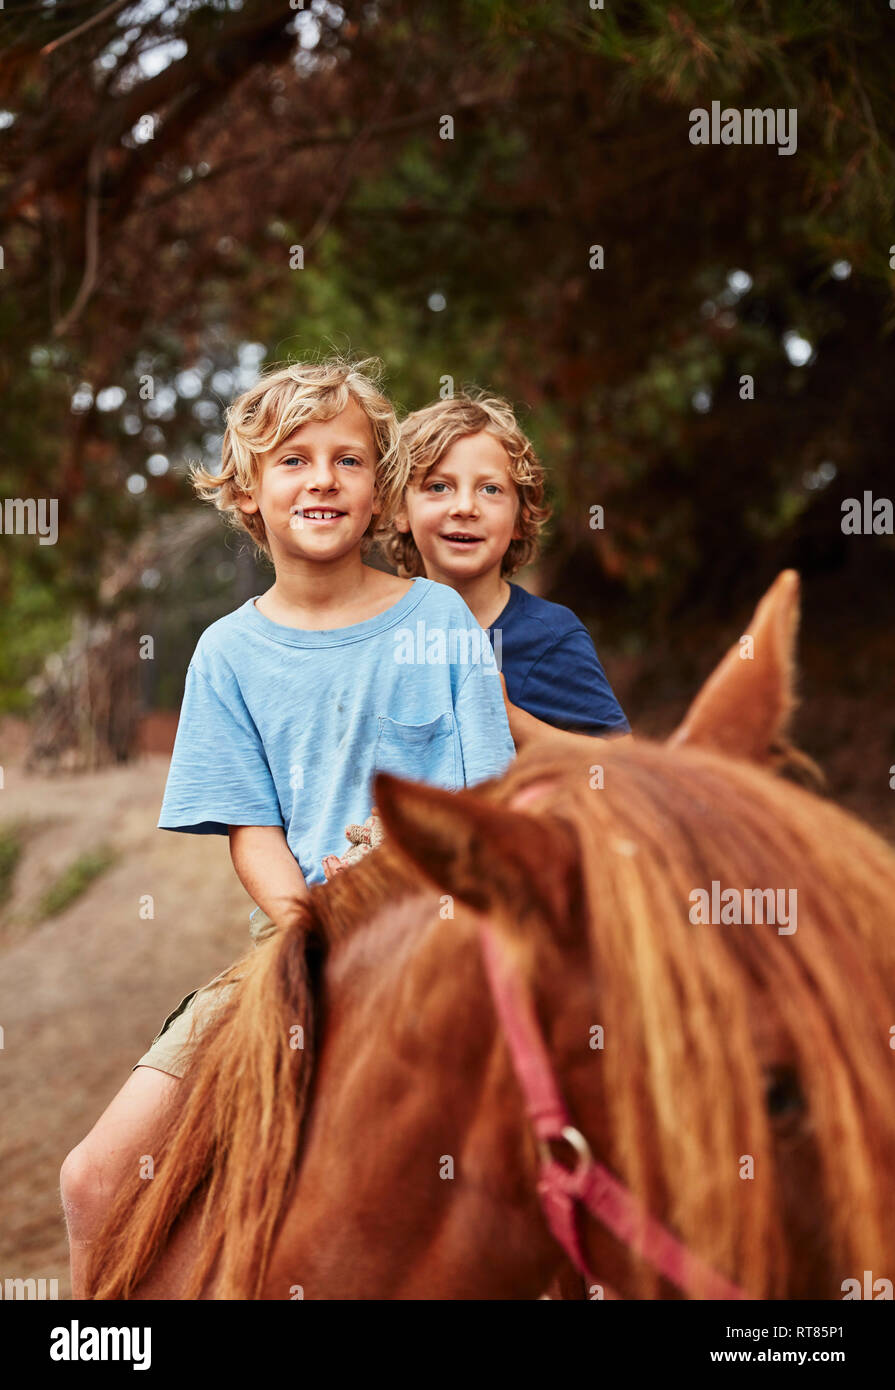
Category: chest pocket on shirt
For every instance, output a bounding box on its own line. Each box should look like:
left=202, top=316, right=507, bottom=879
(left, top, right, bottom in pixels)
left=375, top=712, right=459, bottom=792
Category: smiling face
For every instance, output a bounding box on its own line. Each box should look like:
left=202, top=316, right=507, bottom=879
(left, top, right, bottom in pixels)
left=236, top=397, right=380, bottom=566
left=395, top=430, right=521, bottom=583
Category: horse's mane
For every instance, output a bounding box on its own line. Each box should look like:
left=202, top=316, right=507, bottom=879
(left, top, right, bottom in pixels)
left=87, top=835, right=425, bottom=1300
left=89, top=739, right=895, bottom=1299
left=494, top=738, right=895, bottom=1298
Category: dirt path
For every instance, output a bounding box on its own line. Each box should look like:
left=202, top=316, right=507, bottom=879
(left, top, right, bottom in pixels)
left=0, top=749, right=255, bottom=1298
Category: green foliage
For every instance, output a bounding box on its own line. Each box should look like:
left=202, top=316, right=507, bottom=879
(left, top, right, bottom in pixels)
left=0, top=822, right=24, bottom=906
left=36, top=845, right=118, bottom=921
left=0, top=559, right=72, bottom=715
left=1, top=0, right=893, bottom=693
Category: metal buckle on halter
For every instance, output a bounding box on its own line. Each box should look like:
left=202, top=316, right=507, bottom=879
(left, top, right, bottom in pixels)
left=537, top=1124, right=593, bottom=1176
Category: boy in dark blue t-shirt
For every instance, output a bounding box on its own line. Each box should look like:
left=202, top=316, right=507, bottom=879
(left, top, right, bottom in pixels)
left=383, top=391, right=630, bottom=745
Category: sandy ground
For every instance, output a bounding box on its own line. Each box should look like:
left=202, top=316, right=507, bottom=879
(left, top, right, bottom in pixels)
left=0, top=742, right=255, bottom=1299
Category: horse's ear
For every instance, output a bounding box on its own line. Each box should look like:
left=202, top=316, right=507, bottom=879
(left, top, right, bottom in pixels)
left=372, top=772, right=575, bottom=923
left=668, top=569, right=809, bottom=770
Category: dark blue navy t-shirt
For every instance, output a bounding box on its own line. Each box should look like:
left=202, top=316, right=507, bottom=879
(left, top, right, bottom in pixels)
left=485, top=582, right=629, bottom=737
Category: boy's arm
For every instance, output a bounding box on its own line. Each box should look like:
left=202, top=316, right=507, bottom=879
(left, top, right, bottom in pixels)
left=499, top=672, right=632, bottom=752
left=228, top=825, right=311, bottom=930
left=507, top=627, right=630, bottom=743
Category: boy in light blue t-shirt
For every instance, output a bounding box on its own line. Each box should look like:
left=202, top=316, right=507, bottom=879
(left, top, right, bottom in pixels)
left=158, top=572, right=509, bottom=888
left=60, top=357, right=514, bottom=1298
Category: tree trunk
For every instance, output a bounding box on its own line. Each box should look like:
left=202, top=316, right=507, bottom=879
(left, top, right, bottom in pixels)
left=26, top=610, right=140, bottom=774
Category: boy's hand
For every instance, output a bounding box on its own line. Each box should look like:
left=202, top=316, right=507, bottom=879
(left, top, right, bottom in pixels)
left=322, top=854, right=344, bottom=880
left=323, top=806, right=383, bottom=880
left=498, top=670, right=525, bottom=749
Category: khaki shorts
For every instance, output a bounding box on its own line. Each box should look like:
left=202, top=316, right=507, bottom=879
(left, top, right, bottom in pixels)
left=134, top=907, right=278, bottom=1079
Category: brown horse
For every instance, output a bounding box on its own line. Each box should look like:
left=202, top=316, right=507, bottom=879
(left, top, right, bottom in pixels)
left=87, top=572, right=895, bottom=1299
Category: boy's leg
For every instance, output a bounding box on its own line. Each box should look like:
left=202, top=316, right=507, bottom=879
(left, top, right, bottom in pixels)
left=62, top=935, right=264, bottom=1297
left=62, top=963, right=246, bottom=1298
left=60, top=1064, right=179, bottom=1298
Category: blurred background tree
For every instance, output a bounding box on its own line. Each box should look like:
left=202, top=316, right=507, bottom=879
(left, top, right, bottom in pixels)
left=0, top=0, right=893, bottom=814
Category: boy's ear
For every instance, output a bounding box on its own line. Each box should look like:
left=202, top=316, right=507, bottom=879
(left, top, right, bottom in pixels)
left=392, top=507, right=410, bottom=533
left=236, top=490, right=259, bottom=516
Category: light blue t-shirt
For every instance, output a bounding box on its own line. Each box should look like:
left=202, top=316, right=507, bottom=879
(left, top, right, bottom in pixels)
left=157, top=577, right=515, bottom=886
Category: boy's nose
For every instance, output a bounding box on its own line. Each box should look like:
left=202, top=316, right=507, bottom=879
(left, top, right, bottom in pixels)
left=305, top=468, right=339, bottom=490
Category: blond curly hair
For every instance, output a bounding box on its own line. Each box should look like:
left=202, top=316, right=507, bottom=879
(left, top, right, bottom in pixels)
left=381, top=392, right=551, bottom=578
left=189, top=357, right=406, bottom=563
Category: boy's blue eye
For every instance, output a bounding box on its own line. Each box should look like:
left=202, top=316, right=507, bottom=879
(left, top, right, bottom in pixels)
left=280, top=455, right=362, bottom=467
left=428, top=481, right=501, bottom=494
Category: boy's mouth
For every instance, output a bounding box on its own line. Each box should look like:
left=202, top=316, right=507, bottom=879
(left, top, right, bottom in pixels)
left=290, top=507, right=347, bottom=526
left=440, top=531, right=484, bottom=546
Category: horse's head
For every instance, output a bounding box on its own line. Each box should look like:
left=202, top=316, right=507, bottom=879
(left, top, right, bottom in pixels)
left=342, top=570, right=895, bottom=1299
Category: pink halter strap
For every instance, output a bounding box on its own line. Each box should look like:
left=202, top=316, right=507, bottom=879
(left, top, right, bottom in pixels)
left=478, top=921, right=747, bottom=1300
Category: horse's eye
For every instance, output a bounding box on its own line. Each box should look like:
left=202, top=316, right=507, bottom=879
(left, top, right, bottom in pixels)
left=764, top=1066, right=803, bottom=1119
